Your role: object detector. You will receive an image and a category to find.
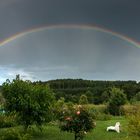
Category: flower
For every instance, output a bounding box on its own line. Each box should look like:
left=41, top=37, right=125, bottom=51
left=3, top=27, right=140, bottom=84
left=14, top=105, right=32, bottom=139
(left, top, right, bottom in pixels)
left=84, top=131, right=87, bottom=134
left=76, top=111, right=80, bottom=115
left=65, top=117, right=72, bottom=121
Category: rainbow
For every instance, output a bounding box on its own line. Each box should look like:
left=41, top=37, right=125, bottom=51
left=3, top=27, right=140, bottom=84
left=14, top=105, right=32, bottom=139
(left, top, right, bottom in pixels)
left=0, top=24, right=140, bottom=48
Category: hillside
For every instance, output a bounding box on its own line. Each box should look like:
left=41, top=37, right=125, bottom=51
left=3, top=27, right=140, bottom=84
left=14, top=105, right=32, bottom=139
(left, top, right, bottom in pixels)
left=34, top=79, right=140, bottom=104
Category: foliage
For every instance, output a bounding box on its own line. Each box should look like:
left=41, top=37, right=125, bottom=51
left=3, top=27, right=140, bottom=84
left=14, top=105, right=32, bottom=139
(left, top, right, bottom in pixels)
left=35, top=79, right=140, bottom=104
left=2, top=75, right=55, bottom=130
left=84, top=104, right=111, bottom=120
left=0, top=92, right=5, bottom=105
left=0, top=114, right=16, bottom=128
left=1, top=128, right=31, bottom=140
left=79, top=94, right=89, bottom=105
left=85, top=90, right=94, bottom=103
left=130, top=92, right=140, bottom=104
left=52, top=97, right=67, bottom=120
left=107, top=87, right=127, bottom=115
left=88, top=108, right=112, bottom=121
left=100, top=87, right=113, bottom=103
left=120, top=104, right=138, bottom=116
left=59, top=105, right=95, bottom=140
left=127, top=106, right=140, bottom=138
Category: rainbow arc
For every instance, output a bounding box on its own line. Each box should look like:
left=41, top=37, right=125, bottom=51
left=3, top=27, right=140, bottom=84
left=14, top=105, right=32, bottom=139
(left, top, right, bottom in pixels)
left=0, top=24, right=139, bottom=48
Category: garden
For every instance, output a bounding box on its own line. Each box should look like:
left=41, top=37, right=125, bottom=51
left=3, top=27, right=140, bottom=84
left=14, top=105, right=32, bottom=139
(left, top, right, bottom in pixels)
left=0, top=76, right=140, bottom=140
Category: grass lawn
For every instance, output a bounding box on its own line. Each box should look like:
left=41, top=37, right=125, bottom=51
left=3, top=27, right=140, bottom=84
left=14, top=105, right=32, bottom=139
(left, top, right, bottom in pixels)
left=31, top=116, right=128, bottom=140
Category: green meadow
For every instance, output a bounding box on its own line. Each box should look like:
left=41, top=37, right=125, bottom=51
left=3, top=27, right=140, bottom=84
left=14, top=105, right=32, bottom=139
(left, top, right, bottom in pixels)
left=31, top=117, right=128, bottom=140
left=0, top=116, right=128, bottom=140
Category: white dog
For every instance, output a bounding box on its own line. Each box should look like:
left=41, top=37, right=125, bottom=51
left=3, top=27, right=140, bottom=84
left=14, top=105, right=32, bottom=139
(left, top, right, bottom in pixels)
left=107, top=122, right=120, bottom=133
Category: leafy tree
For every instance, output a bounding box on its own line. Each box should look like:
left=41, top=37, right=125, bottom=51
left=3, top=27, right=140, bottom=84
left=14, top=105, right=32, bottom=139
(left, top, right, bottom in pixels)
left=100, top=87, right=113, bottom=103
left=134, top=92, right=140, bottom=101
left=107, top=87, right=127, bottom=115
left=79, top=94, right=89, bottom=105
left=131, top=92, right=140, bottom=104
left=85, top=90, right=94, bottom=103
left=2, top=75, right=55, bottom=130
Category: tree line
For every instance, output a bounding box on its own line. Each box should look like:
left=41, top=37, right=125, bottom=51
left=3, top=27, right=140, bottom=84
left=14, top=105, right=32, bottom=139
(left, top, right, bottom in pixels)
left=34, top=79, right=140, bottom=104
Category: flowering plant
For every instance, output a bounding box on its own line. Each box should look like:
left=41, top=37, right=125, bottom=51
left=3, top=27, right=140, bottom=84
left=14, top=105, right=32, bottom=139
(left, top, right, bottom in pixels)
left=59, top=105, right=95, bottom=140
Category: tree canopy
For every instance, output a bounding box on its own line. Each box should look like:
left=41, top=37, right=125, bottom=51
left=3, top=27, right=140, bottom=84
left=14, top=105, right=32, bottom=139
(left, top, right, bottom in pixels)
left=2, top=75, right=55, bottom=129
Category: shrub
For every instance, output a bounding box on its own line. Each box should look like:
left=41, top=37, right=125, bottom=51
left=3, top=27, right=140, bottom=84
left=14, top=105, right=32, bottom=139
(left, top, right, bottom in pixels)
left=85, top=104, right=107, bottom=113
left=0, top=114, right=16, bottom=128
left=84, top=104, right=111, bottom=120
left=79, top=94, right=89, bottom=105
left=59, top=105, right=95, bottom=140
left=127, top=106, right=140, bottom=138
left=107, top=87, right=127, bottom=115
left=120, top=105, right=138, bottom=116
left=1, top=128, right=31, bottom=140
left=52, top=97, right=67, bottom=120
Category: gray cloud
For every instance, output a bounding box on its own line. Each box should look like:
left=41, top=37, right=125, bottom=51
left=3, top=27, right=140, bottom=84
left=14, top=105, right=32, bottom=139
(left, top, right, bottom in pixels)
left=0, top=0, right=140, bottom=41
left=0, top=28, right=140, bottom=84
left=0, top=0, right=140, bottom=83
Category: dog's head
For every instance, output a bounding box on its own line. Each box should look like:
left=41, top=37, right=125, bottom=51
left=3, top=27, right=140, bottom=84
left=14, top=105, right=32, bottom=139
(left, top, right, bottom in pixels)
left=115, top=122, right=120, bottom=127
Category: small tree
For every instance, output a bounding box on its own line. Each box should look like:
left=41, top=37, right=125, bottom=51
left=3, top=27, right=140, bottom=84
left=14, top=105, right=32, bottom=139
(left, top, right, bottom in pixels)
left=79, top=94, right=88, bottom=105
left=131, top=92, right=140, bottom=104
left=101, top=87, right=113, bottom=103
left=85, top=90, right=94, bottom=103
left=59, top=105, right=95, bottom=140
left=53, top=97, right=67, bottom=120
left=2, top=75, right=55, bottom=130
left=107, top=87, right=127, bottom=115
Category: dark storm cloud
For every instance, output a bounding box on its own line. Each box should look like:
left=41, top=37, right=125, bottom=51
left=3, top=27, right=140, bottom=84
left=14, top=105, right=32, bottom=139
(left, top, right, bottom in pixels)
left=0, top=0, right=140, bottom=83
left=0, top=0, right=140, bottom=41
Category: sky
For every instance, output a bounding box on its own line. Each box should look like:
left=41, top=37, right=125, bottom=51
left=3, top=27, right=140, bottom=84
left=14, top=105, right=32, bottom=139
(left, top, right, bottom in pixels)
left=0, top=0, right=140, bottom=84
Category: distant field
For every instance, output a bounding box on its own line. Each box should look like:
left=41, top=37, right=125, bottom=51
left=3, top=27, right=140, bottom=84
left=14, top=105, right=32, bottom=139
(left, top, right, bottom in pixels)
left=31, top=117, right=128, bottom=140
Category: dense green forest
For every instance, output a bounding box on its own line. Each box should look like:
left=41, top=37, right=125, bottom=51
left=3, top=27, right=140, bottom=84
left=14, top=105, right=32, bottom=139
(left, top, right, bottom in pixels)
left=34, top=79, right=140, bottom=104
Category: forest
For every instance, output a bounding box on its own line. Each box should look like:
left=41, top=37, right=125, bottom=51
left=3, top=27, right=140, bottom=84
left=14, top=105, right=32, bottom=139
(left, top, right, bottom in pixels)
left=34, top=79, right=140, bottom=104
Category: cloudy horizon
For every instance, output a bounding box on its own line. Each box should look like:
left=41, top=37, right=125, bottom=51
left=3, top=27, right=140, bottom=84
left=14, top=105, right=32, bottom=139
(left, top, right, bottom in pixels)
left=0, top=0, right=140, bottom=84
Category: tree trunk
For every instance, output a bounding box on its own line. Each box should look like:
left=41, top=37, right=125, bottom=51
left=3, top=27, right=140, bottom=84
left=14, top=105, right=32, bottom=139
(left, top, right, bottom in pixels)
left=74, top=132, right=78, bottom=140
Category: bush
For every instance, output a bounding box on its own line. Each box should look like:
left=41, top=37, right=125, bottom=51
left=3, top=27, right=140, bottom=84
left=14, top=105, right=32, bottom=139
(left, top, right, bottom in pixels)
left=120, top=105, right=138, bottom=116
left=0, top=114, right=16, bottom=128
left=1, top=128, right=31, bottom=140
left=85, top=104, right=107, bottom=113
left=84, top=104, right=111, bottom=120
left=59, top=105, right=95, bottom=140
left=79, top=94, right=89, bottom=105
left=107, top=87, right=127, bottom=115
left=127, top=106, right=140, bottom=138
left=52, top=97, right=67, bottom=120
